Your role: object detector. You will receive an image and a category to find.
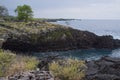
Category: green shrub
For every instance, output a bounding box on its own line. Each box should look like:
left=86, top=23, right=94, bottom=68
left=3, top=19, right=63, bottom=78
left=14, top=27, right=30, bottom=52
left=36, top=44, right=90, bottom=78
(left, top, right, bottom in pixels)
left=8, top=55, right=39, bottom=75
left=0, top=50, right=15, bottom=76
left=0, top=50, right=39, bottom=77
left=22, top=56, right=39, bottom=70
left=49, top=59, right=87, bottom=80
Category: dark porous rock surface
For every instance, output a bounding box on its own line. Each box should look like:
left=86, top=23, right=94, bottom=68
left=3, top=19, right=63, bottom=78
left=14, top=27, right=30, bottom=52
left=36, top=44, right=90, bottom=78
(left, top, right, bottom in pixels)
left=0, top=70, right=54, bottom=80
left=1, top=22, right=120, bottom=52
left=2, top=28, right=120, bottom=52
left=0, top=55, right=58, bottom=80
left=85, top=56, right=120, bottom=80
left=38, top=55, right=60, bottom=71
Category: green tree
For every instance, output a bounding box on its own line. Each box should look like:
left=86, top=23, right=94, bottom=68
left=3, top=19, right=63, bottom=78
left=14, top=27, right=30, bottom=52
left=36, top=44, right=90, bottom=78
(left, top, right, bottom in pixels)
left=0, top=6, right=8, bottom=19
left=15, top=4, right=33, bottom=22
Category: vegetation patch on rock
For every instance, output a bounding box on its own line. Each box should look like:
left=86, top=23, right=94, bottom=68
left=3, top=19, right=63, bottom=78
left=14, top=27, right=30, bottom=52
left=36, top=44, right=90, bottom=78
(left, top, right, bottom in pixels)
left=1, top=21, right=120, bottom=52
left=0, top=49, right=39, bottom=77
left=49, top=59, right=87, bottom=80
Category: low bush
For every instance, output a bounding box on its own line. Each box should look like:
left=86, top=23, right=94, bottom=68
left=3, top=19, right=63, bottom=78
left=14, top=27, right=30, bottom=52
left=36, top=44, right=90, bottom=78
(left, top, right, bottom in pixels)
left=0, top=50, right=15, bottom=76
left=49, top=59, right=87, bottom=80
left=0, top=50, right=39, bottom=77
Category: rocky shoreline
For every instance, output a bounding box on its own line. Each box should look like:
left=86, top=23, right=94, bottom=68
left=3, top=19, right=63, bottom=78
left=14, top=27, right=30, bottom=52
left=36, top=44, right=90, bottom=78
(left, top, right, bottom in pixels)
left=85, top=56, right=120, bottom=80
left=0, top=56, right=120, bottom=80
left=4, top=70, right=54, bottom=80
left=0, top=22, right=120, bottom=80
left=1, top=22, right=120, bottom=52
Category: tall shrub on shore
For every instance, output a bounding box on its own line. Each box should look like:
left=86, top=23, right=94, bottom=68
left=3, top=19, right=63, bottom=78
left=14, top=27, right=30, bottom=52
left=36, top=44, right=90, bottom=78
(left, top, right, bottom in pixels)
left=15, top=4, right=33, bottom=22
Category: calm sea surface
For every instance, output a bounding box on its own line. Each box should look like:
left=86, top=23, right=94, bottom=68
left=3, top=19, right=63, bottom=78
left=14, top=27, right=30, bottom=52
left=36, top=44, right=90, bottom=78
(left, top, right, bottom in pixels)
left=34, top=49, right=120, bottom=60
left=34, top=20, right=120, bottom=60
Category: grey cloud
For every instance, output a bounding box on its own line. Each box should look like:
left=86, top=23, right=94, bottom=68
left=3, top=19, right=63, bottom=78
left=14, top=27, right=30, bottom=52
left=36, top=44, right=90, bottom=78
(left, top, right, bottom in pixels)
left=0, top=0, right=120, bottom=19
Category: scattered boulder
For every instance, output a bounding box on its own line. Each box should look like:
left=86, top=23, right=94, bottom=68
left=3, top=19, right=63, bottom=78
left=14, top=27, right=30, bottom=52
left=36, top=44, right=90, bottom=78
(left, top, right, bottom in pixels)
left=38, top=55, right=60, bottom=71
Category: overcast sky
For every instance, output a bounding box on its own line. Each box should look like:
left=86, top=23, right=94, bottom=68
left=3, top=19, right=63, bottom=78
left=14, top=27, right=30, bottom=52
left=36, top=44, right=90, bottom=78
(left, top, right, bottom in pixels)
left=1, top=0, right=120, bottom=19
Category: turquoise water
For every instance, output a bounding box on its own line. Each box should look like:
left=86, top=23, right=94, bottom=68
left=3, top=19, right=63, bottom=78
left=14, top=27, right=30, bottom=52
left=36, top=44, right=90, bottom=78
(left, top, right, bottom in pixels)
left=33, top=48, right=120, bottom=61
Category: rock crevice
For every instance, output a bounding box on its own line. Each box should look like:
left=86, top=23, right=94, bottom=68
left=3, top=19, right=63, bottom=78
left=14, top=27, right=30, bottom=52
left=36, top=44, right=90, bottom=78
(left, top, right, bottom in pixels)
left=85, top=56, right=120, bottom=80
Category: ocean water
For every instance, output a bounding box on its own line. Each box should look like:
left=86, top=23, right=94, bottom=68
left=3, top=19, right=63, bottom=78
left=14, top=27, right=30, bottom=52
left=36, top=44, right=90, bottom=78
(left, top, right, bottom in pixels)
left=54, top=19, right=120, bottom=39
left=35, top=20, right=120, bottom=60
left=34, top=49, right=120, bottom=61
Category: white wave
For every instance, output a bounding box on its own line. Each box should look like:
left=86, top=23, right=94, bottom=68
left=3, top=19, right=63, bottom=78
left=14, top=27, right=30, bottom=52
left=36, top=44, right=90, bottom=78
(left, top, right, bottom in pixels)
left=54, top=20, right=120, bottom=39
left=110, top=49, right=120, bottom=58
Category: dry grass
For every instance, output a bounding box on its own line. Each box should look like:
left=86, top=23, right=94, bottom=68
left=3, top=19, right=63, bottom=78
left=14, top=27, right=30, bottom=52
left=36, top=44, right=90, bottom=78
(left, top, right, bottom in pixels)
left=0, top=22, right=68, bottom=34
left=49, top=59, right=87, bottom=80
left=0, top=50, right=39, bottom=77
left=7, top=55, right=39, bottom=76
